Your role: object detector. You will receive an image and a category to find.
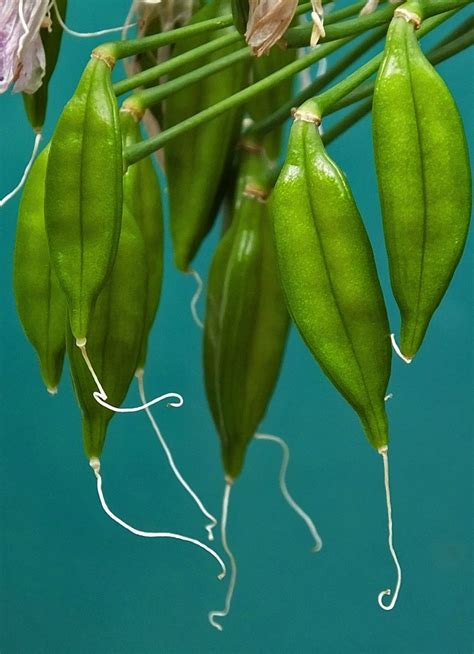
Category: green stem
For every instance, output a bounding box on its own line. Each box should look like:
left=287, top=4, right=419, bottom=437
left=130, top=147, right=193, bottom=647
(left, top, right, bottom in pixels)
left=298, top=8, right=459, bottom=119
left=124, top=47, right=251, bottom=114
left=286, top=1, right=398, bottom=47
left=124, top=37, right=351, bottom=165
left=113, top=32, right=242, bottom=96
left=96, top=14, right=235, bottom=61
left=246, top=26, right=387, bottom=139
left=114, top=0, right=366, bottom=97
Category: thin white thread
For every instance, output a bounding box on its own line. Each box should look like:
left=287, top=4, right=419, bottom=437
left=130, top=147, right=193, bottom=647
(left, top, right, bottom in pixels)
left=53, top=0, right=137, bottom=38
left=188, top=269, right=204, bottom=329
left=78, top=343, right=183, bottom=413
left=136, top=369, right=218, bottom=541
left=0, top=133, right=42, bottom=208
left=209, top=482, right=237, bottom=631
left=384, top=393, right=393, bottom=401
left=255, top=433, right=323, bottom=552
left=89, top=458, right=226, bottom=579
left=377, top=446, right=402, bottom=611
left=390, top=334, right=412, bottom=364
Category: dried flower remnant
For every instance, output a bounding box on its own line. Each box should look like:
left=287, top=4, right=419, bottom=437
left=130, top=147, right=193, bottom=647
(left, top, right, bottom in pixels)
left=360, top=0, right=379, bottom=16
left=0, top=0, right=51, bottom=94
left=245, top=0, right=298, bottom=56
left=245, top=0, right=325, bottom=56
left=310, top=0, right=325, bottom=46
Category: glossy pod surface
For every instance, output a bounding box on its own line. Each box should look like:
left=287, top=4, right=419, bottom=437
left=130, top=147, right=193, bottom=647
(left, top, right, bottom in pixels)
left=164, top=0, right=249, bottom=272
left=22, top=0, right=68, bottom=131
left=121, top=111, right=164, bottom=369
left=204, top=151, right=289, bottom=479
left=67, top=208, right=147, bottom=460
left=271, top=120, right=391, bottom=450
left=14, top=146, right=66, bottom=393
left=45, top=55, right=123, bottom=342
left=373, top=15, right=472, bottom=359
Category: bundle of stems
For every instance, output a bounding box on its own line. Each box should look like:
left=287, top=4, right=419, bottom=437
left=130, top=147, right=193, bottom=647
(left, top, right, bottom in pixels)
left=91, top=0, right=472, bottom=166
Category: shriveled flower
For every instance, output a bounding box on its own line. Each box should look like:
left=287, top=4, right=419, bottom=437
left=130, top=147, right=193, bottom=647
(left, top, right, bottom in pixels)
left=0, top=0, right=51, bottom=95
left=360, top=0, right=379, bottom=16
left=245, top=0, right=325, bottom=56
left=245, top=0, right=298, bottom=56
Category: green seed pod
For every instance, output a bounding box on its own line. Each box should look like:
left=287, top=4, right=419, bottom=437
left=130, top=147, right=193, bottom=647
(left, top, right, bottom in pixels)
left=67, top=208, right=147, bottom=461
left=231, top=0, right=249, bottom=35
left=13, top=145, right=66, bottom=393
left=22, top=0, right=68, bottom=131
left=204, top=149, right=289, bottom=479
left=164, top=0, right=249, bottom=272
left=45, top=55, right=123, bottom=343
left=271, top=119, right=391, bottom=450
left=372, top=13, right=472, bottom=360
left=121, top=110, right=164, bottom=370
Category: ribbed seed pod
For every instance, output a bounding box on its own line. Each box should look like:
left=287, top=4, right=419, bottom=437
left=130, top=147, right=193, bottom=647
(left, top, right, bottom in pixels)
left=13, top=145, right=66, bottom=393
left=373, top=12, right=471, bottom=360
left=204, top=149, right=289, bottom=479
left=164, top=0, right=249, bottom=272
left=121, top=110, right=164, bottom=369
left=67, top=209, right=147, bottom=460
left=271, top=119, right=391, bottom=450
left=45, top=55, right=123, bottom=342
left=22, top=0, right=68, bottom=131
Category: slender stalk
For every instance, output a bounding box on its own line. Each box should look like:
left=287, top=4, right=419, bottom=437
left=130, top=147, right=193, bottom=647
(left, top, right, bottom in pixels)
left=124, top=47, right=252, bottom=115
left=246, top=26, right=387, bottom=139
left=113, top=32, right=242, bottom=96
left=95, top=15, right=234, bottom=61
left=286, top=2, right=398, bottom=48
left=123, top=6, right=467, bottom=164
left=124, top=36, right=352, bottom=165
left=323, top=98, right=373, bottom=145
left=298, top=8, right=459, bottom=119
left=114, top=0, right=366, bottom=97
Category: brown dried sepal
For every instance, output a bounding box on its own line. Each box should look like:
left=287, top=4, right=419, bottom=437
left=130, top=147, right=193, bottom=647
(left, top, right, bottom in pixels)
left=245, top=0, right=298, bottom=57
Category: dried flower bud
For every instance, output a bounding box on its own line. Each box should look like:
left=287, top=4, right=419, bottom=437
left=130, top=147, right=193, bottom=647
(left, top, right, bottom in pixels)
left=245, top=0, right=298, bottom=56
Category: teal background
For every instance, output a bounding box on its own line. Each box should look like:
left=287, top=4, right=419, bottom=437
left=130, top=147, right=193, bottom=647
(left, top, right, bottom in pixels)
left=0, top=2, right=472, bottom=653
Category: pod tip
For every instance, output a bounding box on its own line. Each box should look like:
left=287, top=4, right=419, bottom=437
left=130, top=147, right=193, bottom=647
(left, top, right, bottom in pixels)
left=89, top=458, right=101, bottom=477
left=47, top=386, right=58, bottom=395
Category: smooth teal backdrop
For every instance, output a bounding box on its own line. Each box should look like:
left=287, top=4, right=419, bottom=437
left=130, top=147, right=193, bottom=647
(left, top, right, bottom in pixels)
left=0, top=3, right=472, bottom=653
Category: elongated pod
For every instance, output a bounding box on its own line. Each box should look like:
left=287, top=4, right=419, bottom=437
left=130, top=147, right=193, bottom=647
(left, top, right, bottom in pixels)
left=121, top=111, right=164, bottom=369
left=164, top=0, right=249, bottom=272
left=204, top=150, right=289, bottom=479
left=45, top=55, right=123, bottom=342
left=372, top=12, right=472, bottom=359
left=14, top=146, right=66, bottom=393
left=271, top=119, right=391, bottom=450
left=67, top=209, right=147, bottom=460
